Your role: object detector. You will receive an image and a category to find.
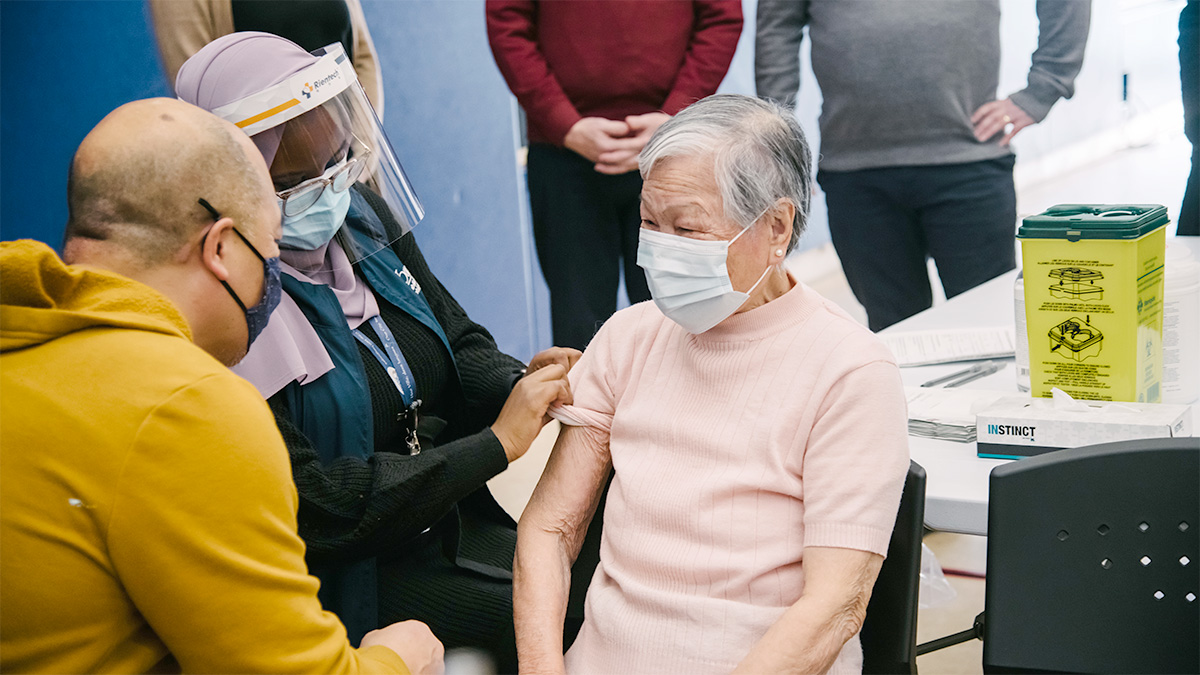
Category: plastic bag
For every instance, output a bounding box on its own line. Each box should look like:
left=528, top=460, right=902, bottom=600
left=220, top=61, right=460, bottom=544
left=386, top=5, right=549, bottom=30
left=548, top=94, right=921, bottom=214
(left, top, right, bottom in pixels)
left=918, top=542, right=958, bottom=609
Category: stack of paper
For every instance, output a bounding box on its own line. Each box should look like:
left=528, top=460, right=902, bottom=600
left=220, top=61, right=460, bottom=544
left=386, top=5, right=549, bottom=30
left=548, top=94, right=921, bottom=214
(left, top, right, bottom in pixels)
left=905, top=387, right=1010, bottom=442
left=881, top=327, right=1015, bottom=367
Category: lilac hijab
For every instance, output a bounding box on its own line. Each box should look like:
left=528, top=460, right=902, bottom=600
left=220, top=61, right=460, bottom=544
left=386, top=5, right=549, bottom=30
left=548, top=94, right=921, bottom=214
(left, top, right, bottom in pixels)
left=175, top=31, right=316, bottom=166
left=178, top=31, right=379, bottom=397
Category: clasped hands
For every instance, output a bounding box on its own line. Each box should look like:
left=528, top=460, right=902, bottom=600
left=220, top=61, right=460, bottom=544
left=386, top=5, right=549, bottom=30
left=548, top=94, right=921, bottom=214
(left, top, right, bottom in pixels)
left=563, top=112, right=671, bottom=175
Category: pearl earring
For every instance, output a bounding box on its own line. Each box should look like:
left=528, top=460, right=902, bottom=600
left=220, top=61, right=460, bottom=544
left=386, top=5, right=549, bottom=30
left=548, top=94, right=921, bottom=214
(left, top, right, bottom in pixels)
left=775, top=249, right=784, bottom=258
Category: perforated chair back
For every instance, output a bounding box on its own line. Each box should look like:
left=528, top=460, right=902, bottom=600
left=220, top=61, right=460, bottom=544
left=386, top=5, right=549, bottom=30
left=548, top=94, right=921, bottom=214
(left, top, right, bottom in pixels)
left=983, top=437, right=1199, bottom=674
left=861, top=460, right=927, bottom=675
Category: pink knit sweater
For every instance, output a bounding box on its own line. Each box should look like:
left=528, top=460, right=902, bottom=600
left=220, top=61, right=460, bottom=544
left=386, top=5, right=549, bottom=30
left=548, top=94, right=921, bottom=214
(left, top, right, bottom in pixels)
left=552, top=280, right=910, bottom=674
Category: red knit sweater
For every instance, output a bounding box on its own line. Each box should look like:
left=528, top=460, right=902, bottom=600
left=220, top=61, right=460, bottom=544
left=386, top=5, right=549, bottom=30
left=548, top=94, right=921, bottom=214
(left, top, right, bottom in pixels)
left=486, top=0, right=743, bottom=146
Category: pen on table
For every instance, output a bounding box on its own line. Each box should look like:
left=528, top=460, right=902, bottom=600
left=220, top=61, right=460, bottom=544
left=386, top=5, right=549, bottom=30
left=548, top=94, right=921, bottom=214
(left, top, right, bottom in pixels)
left=920, top=361, right=1003, bottom=388
left=943, top=360, right=1005, bottom=388
left=920, top=363, right=985, bottom=388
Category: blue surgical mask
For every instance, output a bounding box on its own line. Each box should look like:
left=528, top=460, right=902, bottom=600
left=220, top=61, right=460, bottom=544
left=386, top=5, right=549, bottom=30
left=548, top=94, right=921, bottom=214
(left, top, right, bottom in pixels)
left=279, top=183, right=353, bottom=250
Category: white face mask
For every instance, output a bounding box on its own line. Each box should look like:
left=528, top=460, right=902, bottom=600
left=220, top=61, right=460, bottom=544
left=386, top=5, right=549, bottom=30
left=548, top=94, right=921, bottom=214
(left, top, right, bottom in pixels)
left=636, top=219, right=774, bottom=334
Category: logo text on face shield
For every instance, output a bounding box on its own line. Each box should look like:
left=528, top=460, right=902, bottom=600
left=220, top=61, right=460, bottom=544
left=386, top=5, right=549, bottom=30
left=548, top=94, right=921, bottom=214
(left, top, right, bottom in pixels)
left=298, top=70, right=340, bottom=101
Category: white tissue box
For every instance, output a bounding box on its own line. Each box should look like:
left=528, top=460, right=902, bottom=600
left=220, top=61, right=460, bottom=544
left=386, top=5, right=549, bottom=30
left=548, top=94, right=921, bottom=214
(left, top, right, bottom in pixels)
left=975, top=395, right=1192, bottom=459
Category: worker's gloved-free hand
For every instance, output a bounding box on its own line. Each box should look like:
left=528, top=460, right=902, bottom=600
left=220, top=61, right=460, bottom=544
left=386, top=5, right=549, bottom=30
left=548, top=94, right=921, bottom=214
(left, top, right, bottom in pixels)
left=492, top=364, right=573, bottom=463
left=526, top=347, right=582, bottom=376
left=360, top=619, right=445, bottom=675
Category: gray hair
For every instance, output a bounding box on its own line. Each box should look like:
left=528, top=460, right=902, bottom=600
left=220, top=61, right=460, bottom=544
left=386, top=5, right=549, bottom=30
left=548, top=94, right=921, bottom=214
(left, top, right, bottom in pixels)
left=638, top=94, right=813, bottom=253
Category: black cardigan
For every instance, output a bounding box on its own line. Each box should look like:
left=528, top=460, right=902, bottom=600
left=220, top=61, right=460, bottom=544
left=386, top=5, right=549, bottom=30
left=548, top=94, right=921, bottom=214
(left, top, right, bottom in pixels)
left=267, top=228, right=526, bottom=565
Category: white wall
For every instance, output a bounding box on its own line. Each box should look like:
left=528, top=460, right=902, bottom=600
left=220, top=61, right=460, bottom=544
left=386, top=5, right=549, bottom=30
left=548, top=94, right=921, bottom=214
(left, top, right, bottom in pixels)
left=715, top=0, right=1188, bottom=251
left=1004, top=0, right=1187, bottom=189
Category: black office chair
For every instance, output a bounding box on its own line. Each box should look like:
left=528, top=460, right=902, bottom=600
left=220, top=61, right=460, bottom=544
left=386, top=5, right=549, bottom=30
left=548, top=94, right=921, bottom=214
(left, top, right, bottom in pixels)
left=982, top=436, right=1200, bottom=674
left=861, top=460, right=927, bottom=675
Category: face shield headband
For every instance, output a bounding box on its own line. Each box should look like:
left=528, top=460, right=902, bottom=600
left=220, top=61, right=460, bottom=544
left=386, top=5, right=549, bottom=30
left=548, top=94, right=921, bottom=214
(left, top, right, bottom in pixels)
left=213, top=42, right=352, bottom=138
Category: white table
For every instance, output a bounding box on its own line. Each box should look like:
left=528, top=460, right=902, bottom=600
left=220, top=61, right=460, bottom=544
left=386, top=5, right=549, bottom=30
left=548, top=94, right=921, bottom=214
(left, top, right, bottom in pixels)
left=884, top=236, right=1200, bottom=536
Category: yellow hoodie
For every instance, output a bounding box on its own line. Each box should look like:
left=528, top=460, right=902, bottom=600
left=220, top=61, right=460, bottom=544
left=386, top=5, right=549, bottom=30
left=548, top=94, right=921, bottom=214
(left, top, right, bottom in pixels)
left=0, top=241, right=409, bottom=674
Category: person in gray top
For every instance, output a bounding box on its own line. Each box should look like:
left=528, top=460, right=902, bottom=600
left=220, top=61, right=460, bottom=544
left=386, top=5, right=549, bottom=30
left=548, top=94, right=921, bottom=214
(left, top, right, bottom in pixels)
left=756, top=0, right=1091, bottom=330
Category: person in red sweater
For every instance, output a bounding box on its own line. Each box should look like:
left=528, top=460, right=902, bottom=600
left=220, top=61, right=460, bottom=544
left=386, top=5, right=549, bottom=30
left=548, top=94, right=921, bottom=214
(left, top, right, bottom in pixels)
left=486, top=0, right=743, bottom=350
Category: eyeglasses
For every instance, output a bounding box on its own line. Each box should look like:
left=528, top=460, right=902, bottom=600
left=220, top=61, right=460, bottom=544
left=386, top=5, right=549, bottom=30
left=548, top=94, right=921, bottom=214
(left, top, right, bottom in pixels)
left=275, top=146, right=370, bottom=218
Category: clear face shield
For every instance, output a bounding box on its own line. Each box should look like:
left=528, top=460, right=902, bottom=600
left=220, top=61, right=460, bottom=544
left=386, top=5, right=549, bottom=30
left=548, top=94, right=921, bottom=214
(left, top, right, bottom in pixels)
left=211, top=42, right=423, bottom=270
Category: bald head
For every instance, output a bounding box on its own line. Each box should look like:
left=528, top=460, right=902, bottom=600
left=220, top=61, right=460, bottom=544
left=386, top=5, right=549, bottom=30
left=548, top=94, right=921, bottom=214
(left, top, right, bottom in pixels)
left=64, top=98, right=274, bottom=267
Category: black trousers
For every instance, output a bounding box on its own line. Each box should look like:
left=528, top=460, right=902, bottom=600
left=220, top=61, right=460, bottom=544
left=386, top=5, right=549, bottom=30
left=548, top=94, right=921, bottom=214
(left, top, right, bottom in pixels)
left=378, top=519, right=518, bottom=673
left=527, top=144, right=652, bottom=349
left=819, top=156, right=1018, bottom=331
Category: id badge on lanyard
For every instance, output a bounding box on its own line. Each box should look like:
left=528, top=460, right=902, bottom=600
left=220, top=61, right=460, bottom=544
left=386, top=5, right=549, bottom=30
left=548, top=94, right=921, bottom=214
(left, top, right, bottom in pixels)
left=352, top=315, right=422, bottom=454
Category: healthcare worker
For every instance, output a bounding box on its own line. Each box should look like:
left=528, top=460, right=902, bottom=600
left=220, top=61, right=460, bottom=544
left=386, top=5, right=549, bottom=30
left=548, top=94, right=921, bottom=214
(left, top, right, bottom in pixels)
left=176, top=33, right=576, bottom=670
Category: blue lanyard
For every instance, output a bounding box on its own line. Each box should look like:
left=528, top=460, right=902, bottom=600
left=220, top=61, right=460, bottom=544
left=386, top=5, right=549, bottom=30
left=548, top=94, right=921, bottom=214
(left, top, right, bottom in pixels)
left=352, top=315, right=418, bottom=408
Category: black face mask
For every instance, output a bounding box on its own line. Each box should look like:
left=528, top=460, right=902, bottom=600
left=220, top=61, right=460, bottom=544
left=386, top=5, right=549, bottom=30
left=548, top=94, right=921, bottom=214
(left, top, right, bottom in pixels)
left=198, top=198, right=282, bottom=349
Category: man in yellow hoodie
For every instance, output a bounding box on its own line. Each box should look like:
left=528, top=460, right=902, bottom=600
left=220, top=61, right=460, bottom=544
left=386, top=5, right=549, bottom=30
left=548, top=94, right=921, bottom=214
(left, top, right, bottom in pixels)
left=0, top=98, right=443, bottom=674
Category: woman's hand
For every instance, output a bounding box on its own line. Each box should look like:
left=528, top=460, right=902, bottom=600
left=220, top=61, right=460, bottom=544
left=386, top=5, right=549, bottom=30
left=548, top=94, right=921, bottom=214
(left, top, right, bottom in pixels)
left=526, top=347, right=583, bottom=376
left=492, top=364, right=573, bottom=463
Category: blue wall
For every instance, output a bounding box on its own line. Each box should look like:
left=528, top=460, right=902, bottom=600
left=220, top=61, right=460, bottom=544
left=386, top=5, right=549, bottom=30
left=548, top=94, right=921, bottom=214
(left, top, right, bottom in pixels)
left=1, top=0, right=170, bottom=245
left=361, top=0, right=549, bottom=360
left=0, top=0, right=548, bottom=360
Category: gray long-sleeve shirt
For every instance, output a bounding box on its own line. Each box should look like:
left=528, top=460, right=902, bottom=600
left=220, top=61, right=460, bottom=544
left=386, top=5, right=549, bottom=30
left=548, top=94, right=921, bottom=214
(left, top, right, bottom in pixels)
left=755, top=0, right=1091, bottom=171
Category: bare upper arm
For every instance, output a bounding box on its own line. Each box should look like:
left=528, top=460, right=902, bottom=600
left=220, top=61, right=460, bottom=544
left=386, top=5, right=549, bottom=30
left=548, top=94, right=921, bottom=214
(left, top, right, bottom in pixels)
left=519, top=424, right=612, bottom=559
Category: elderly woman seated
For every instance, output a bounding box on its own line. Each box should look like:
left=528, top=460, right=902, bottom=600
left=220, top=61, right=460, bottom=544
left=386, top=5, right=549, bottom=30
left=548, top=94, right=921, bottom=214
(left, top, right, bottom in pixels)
left=512, top=94, right=910, bottom=674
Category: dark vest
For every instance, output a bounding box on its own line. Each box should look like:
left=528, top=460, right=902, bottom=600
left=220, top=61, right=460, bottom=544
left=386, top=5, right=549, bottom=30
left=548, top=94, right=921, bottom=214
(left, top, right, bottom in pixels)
left=277, top=190, right=454, bottom=643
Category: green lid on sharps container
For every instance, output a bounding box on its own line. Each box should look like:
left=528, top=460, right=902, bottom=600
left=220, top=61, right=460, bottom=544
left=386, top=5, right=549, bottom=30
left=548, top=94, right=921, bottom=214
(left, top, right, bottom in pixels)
left=1018, top=204, right=1169, bottom=242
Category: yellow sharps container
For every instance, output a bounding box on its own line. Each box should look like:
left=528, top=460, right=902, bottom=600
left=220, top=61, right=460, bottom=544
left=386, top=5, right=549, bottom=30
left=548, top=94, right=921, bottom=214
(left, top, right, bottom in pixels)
left=1017, top=204, right=1169, bottom=403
